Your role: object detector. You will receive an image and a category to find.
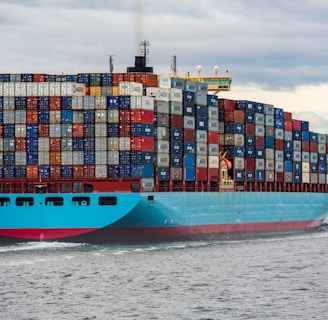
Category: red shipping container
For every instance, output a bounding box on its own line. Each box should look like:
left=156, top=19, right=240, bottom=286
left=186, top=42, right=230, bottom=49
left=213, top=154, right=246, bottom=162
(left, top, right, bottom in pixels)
left=49, top=97, right=61, bottom=110
left=219, top=99, right=236, bottom=111
left=119, top=124, right=131, bottom=137
left=246, top=123, right=255, bottom=135
left=255, top=136, right=265, bottom=148
left=196, top=168, right=208, bottom=181
left=83, top=165, right=95, bottom=179
left=119, top=110, right=131, bottom=123
left=33, top=74, right=46, bottom=82
left=140, top=73, right=158, bottom=87
left=208, top=168, right=219, bottom=180
left=73, top=166, right=84, bottom=179
left=15, top=138, right=26, bottom=151
left=127, top=74, right=135, bottom=82
left=50, top=165, right=61, bottom=179
left=245, top=158, right=255, bottom=169
left=49, top=138, right=61, bottom=152
left=284, top=112, right=292, bottom=121
left=130, top=109, right=154, bottom=124
left=293, top=119, right=302, bottom=131
left=170, top=115, right=183, bottom=128
left=275, top=172, right=284, bottom=182
left=112, top=73, right=125, bottom=86
left=284, top=121, right=293, bottom=131
left=26, top=110, right=38, bottom=124
left=184, top=129, right=196, bottom=142
left=0, top=125, right=3, bottom=138
left=302, top=141, right=310, bottom=152
left=26, top=165, right=39, bottom=179
left=208, top=131, right=219, bottom=144
left=38, top=124, right=50, bottom=137
left=72, top=124, right=84, bottom=137
left=310, top=142, right=318, bottom=153
left=275, top=139, right=284, bottom=150
left=85, top=86, right=90, bottom=96
left=26, top=97, right=38, bottom=110
left=130, top=137, right=154, bottom=151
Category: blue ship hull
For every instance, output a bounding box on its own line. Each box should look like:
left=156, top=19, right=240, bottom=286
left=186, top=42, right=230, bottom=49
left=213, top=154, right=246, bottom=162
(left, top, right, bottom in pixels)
left=0, top=191, right=327, bottom=244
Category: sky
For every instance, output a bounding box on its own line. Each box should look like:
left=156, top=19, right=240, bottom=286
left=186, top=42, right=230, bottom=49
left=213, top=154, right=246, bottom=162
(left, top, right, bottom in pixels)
left=0, top=0, right=328, bottom=133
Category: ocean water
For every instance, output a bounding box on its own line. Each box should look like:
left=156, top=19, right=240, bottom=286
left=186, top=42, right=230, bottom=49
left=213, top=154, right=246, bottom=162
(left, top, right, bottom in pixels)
left=0, top=230, right=328, bottom=320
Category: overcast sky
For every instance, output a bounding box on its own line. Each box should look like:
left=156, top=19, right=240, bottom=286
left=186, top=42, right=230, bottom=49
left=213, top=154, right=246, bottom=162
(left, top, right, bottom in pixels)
left=1, top=0, right=328, bottom=132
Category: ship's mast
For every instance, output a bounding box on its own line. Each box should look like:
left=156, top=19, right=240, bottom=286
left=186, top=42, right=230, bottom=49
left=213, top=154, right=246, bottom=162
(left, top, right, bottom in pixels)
left=139, top=40, right=149, bottom=66
left=107, top=54, right=116, bottom=73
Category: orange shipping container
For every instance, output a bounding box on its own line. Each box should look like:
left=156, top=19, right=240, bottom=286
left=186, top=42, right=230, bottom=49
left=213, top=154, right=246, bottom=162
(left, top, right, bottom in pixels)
left=15, top=138, right=27, bottom=151
left=26, top=110, right=38, bottom=124
left=49, top=97, right=61, bottom=110
left=49, top=152, right=61, bottom=165
left=50, top=166, right=61, bottom=179
left=73, top=166, right=85, bottom=179
left=72, top=123, right=84, bottom=137
left=49, top=138, right=61, bottom=151
left=33, top=74, right=46, bottom=82
left=26, top=97, right=38, bottom=110
left=26, top=165, right=39, bottom=179
left=38, top=124, right=50, bottom=137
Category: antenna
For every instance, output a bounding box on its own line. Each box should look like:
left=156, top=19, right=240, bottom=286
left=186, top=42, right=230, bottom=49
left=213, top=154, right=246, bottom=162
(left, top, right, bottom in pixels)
left=139, top=40, right=149, bottom=66
left=107, top=54, right=116, bottom=73
left=171, top=55, right=177, bottom=76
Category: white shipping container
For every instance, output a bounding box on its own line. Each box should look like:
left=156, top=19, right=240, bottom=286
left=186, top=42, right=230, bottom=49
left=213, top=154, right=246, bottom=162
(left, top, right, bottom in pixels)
left=234, top=134, right=244, bottom=146
left=158, top=75, right=171, bottom=89
left=95, top=165, right=108, bottom=178
left=275, top=161, right=284, bottom=172
left=108, top=151, right=119, bottom=165
left=108, top=137, right=119, bottom=151
left=49, top=124, right=61, bottom=137
left=83, top=96, right=95, bottom=110
left=196, top=155, right=207, bottom=168
left=108, top=109, right=119, bottom=123
left=196, top=130, right=207, bottom=143
left=73, top=151, right=84, bottom=165
left=209, top=155, right=219, bottom=168
left=208, top=143, right=219, bottom=156
left=265, top=148, right=274, bottom=160
left=95, top=124, right=107, bottom=137
left=3, top=110, right=15, bottom=124
left=61, top=151, right=73, bottom=165
left=15, top=152, right=26, bottom=165
left=266, top=159, right=275, bottom=170
left=61, top=138, right=72, bottom=151
left=170, top=102, right=183, bottom=115
left=95, top=137, right=107, bottom=151
left=14, top=82, right=26, bottom=96
left=72, top=97, right=84, bottom=110
left=15, top=124, right=26, bottom=138
left=3, top=97, right=15, bottom=110
left=0, top=152, right=2, bottom=165
left=61, top=82, right=86, bottom=96
left=302, top=162, right=310, bottom=173
left=142, top=178, right=154, bottom=191
left=293, top=151, right=301, bottom=162
left=275, top=128, right=284, bottom=140
left=38, top=152, right=50, bottom=165
left=49, top=82, right=61, bottom=96
left=0, top=83, right=2, bottom=96
left=119, top=137, right=130, bottom=150
left=3, top=83, right=15, bottom=96
left=208, top=119, right=219, bottom=132
left=72, top=111, right=84, bottom=123
left=318, top=143, right=326, bottom=154
left=0, top=138, right=3, bottom=152
left=95, top=96, right=107, bottom=109
left=184, top=116, right=195, bottom=129
left=15, top=110, right=26, bottom=123
left=196, top=143, right=208, bottom=155
left=208, top=106, right=219, bottom=120
left=95, top=110, right=107, bottom=123
left=38, top=138, right=49, bottom=151
left=156, top=88, right=170, bottom=102
left=156, top=140, right=170, bottom=153
left=234, top=157, right=244, bottom=170
left=170, top=88, right=183, bottom=102
left=302, top=172, right=310, bottom=183
left=26, top=83, right=38, bottom=96
left=130, top=96, right=142, bottom=109
left=156, top=153, right=170, bottom=167
left=256, top=159, right=265, bottom=170
left=146, top=87, right=157, bottom=97
left=38, top=82, right=49, bottom=96
left=142, top=96, right=154, bottom=110
left=95, top=151, right=107, bottom=165
left=310, top=152, right=318, bottom=163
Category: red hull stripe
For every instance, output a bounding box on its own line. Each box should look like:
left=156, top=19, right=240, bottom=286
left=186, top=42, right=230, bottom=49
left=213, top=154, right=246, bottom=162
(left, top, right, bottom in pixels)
left=0, top=228, right=98, bottom=240
left=0, top=220, right=322, bottom=241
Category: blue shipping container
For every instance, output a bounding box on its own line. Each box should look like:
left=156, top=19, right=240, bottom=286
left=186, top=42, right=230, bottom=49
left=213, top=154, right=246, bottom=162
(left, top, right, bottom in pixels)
left=184, top=154, right=195, bottom=167
left=157, top=167, right=170, bottom=181
left=184, top=142, right=195, bottom=154
left=184, top=167, right=195, bottom=181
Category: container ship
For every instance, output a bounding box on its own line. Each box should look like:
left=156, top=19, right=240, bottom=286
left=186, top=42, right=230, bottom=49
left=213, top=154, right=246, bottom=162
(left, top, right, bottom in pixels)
left=1, top=44, right=328, bottom=244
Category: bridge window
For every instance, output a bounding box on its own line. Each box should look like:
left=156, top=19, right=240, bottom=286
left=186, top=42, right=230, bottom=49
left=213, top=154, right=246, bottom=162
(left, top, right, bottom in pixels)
left=72, top=196, right=90, bottom=206
left=0, top=197, right=10, bottom=206
left=45, top=197, right=64, bottom=206
left=16, top=197, right=34, bottom=206
left=98, top=196, right=117, bottom=206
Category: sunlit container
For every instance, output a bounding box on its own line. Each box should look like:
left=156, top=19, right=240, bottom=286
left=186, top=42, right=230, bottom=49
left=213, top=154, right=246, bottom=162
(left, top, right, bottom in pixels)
left=72, top=151, right=84, bottom=165
left=158, top=75, right=171, bottom=89
left=156, top=140, right=170, bottom=153
left=95, top=151, right=107, bottom=165
left=170, top=88, right=183, bottom=102
left=196, top=143, right=207, bottom=156
left=14, top=83, right=26, bottom=96
left=89, top=86, right=102, bottom=96
left=183, top=116, right=195, bottom=129
left=60, top=82, right=86, bottom=96
left=156, top=153, right=170, bottom=167
left=2, top=83, right=15, bottom=96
